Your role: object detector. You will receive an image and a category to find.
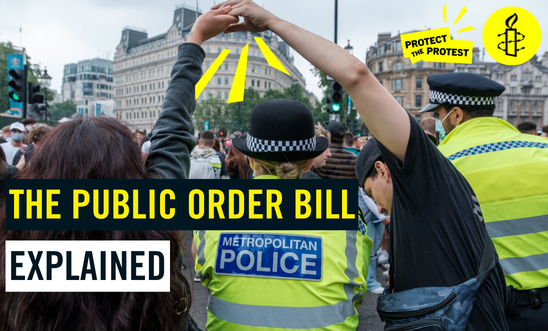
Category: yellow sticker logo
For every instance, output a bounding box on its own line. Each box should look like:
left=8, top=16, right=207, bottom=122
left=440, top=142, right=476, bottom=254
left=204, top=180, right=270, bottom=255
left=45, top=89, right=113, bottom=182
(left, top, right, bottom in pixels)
left=400, top=4, right=474, bottom=64
left=195, top=37, right=291, bottom=103
left=483, top=7, right=541, bottom=65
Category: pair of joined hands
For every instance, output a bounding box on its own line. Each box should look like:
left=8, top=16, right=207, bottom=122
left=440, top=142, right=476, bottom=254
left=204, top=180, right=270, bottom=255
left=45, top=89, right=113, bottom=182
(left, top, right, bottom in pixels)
left=188, top=0, right=278, bottom=46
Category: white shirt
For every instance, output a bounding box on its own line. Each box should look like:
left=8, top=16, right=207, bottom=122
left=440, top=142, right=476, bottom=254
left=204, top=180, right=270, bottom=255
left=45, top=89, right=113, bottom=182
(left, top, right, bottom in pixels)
left=141, top=140, right=151, bottom=154
left=1, top=142, right=26, bottom=165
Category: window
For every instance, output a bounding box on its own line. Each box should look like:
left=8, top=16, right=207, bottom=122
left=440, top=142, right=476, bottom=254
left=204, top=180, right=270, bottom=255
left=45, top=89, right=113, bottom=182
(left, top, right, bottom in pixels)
left=416, top=61, right=423, bottom=68
left=252, top=66, right=255, bottom=73
left=524, top=73, right=529, bottom=82
left=252, top=50, right=255, bottom=56
left=392, top=62, right=403, bottom=71
left=416, top=78, right=422, bottom=88
left=535, top=75, right=541, bottom=82
left=379, top=62, right=383, bottom=72
left=225, top=63, right=229, bottom=70
left=218, top=47, right=222, bottom=53
left=217, top=92, right=222, bottom=99
left=391, top=79, right=404, bottom=90
left=218, top=77, right=222, bottom=85
left=206, top=47, right=210, bottom=53
left=415, top=95, right=422, bottom=108
left=535, top=87, right=541, bottom=95
left=257, top=80, right=260, bottom=88
left=225, top=77, right=229, bottom=85
left=265, top=81, right=267, bottom=88
left=511, top=75, right=517, bottom=81
left=415, top=115, right=422, bottom=123
left=265, top=67, right=268, bottom=74
left=269, top=82, right=271, bottom=88
left=396, top=41, right=402, bottom=52
left=252, top=79, right=255, bottom=87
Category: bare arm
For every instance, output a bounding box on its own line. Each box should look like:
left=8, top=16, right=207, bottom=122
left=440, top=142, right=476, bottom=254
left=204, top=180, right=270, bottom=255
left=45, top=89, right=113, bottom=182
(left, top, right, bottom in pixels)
left=215, top=0, right=410, bottom=162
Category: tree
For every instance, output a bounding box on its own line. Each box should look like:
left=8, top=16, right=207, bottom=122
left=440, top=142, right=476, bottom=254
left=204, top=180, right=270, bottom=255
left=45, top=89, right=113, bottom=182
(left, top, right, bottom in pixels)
left=50, top=100, right=77, bottom=121
left=1, top=41, right=53, bottom=112
left=194, top=95, right=231, bottom=134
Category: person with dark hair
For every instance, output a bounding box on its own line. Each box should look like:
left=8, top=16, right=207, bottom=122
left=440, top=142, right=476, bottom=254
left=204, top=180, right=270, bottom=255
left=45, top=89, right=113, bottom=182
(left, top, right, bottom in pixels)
left=14, top=123, right=52, bottom=170
left=21, top=117, right=37, bottom=134
left=218, top=2, right=507, bottom=330
left=541, top=125, right=548, bottom=138
left=420, top=117, right=439, bottom=145
left=516, top=121, right=537, bottom=135
left=343, top=131, right=360, bottom=156
left=316, top=122, right=357, bottom=179
left=421, top=73, right=548, bottom=330
left=225, top=143, right=251, bottom=179
left=194, top=99, right=371, bottom=330
left=0, top=7, right=238, bottom=331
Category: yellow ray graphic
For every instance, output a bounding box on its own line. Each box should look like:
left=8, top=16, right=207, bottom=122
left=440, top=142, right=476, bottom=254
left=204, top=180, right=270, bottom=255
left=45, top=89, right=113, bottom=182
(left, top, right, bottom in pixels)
left=443, top=3, right=447, bottom=23
left=254, top=37, right=290, bottom=76
left=457, top=26, right=475, bottom=33
left=195, top=49, right=230, bottom=100
left=227, top=44, right=249, bottom=103
left=454, top=6, right=467, bottom=25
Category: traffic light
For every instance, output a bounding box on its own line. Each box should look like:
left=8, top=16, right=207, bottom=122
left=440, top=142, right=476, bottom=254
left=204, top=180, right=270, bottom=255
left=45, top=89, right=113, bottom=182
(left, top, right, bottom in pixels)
left=8, top=69, right=25, bottom=102
left=329, top=81, right=342, bottom=113
left=28, top=82, right=44, bottom=104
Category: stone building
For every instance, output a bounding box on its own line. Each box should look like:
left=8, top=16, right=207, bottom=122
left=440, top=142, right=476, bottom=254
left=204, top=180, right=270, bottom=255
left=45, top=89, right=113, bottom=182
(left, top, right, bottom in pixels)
left=455, top=52, right=548, bottom=127
left=61, top=58, right=113, bottom=117
left=112, top=5, right=307, bottom=132
left=365, top=32, right=455, bottom=121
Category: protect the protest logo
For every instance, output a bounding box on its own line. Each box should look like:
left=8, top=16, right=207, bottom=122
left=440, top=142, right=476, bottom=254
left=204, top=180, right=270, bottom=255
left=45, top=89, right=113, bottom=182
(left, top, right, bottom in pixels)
left=483, top=7, right=541, bottom=65
left=399, top=4, right=474, bottom=64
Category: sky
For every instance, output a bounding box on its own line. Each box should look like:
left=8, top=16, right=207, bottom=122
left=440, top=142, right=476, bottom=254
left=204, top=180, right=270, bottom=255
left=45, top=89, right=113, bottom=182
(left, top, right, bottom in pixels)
left=2, top=0, right=547, bottom=100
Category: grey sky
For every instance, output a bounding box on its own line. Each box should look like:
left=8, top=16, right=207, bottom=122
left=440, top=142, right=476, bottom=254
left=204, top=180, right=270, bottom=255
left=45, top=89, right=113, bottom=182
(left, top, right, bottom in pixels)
left=2, top=0, right=547, bottom=100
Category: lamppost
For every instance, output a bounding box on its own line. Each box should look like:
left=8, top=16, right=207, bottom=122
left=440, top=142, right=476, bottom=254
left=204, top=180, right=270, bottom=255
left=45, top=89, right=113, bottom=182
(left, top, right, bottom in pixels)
left=344, top=41, right=353, bottom=131
left=39, top=67, right=52, bottom=121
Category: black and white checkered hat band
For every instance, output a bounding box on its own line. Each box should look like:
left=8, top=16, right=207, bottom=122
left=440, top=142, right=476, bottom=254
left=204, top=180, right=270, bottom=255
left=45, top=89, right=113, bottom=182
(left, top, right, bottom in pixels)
left=247, top=134, right=317, bottom=152
left=429, top=90, right=495, bottom=106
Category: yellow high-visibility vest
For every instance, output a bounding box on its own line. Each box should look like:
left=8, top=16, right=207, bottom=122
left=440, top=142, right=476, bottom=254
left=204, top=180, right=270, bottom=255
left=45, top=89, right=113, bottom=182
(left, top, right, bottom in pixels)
left=194, top=176, right=372, bottom=331
left=438, top=117, right=548, bottom=290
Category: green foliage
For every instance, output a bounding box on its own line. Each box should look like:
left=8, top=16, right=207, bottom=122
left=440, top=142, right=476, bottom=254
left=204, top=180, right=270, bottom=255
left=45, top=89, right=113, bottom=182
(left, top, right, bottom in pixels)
left=50, top=100, right=77, bottom=121
left=0, top=41, right=53, bottom=112
left=196, top=84, right=327, bottom=135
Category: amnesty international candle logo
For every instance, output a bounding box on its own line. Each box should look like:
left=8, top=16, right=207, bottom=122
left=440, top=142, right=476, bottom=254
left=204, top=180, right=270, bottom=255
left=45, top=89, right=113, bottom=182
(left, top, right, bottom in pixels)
left=483, top=7, right=541, bottom=65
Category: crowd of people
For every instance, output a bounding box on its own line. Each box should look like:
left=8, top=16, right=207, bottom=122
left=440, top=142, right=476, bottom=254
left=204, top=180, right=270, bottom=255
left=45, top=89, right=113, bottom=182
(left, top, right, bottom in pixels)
left=1, top=1, right=548, bottom=331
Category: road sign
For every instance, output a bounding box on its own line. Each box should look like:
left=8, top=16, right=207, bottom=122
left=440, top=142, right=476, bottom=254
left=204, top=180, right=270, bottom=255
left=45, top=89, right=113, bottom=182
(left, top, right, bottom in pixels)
left=329, top=114, right=340, bottom=122
left=204, top=121, right=209, bottom=130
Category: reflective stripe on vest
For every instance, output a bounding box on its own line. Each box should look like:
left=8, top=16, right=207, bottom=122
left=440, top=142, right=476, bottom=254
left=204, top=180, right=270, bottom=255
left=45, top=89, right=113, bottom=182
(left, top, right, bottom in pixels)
left=447, top=140, right=548, bottom=161
left=486, top=214, right=548, bottom=239
left=206, top=230, right=362, bottom=329
left=500, top=251, right=548, bottom=275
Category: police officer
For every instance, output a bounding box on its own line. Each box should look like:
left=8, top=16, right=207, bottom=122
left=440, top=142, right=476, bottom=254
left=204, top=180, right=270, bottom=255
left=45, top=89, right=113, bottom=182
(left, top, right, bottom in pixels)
left=419, top=72, right=548, bottom=331
left=194, top=100, right=372, bottom=331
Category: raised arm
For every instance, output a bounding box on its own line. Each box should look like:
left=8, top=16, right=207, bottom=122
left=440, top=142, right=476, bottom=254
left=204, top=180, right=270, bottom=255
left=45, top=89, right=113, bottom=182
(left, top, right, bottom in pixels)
left=215, top=0, right=410, bottom=162
left=147, top=7, right=238, bottom=179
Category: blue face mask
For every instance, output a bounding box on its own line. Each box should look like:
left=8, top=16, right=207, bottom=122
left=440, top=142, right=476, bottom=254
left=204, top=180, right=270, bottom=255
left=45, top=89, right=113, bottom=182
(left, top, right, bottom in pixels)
left=11, top=132, right=24, bottom=142
left=434, top=108, right=456, bottom=141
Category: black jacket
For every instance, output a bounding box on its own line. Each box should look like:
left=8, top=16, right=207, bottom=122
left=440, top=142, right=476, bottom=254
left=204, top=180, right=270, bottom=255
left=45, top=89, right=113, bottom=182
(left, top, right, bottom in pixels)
left=146, top=43, right=205, bottom=179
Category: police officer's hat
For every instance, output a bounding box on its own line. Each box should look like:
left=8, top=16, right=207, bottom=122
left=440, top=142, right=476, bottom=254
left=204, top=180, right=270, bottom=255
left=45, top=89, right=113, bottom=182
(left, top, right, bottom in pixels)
left=419, top=73, right=505, bottom=113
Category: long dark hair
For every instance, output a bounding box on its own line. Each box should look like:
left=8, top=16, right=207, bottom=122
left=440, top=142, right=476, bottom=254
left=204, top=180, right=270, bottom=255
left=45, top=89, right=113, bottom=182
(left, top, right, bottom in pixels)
left=0, top=116, right=191, bottom=331
left=226, top=144, right=247, bottom=179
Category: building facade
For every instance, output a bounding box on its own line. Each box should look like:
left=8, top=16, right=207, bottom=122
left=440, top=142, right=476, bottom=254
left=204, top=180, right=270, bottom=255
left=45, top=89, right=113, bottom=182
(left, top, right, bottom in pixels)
left=455, top=52, right=548, bottom=127
left=366, top=32, right=456, bottom=121
left=367, top=32, right=548, bottom=127
left=61, top=58, right=113, bottom=117
left=112, top=5, right=307, bottom=132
